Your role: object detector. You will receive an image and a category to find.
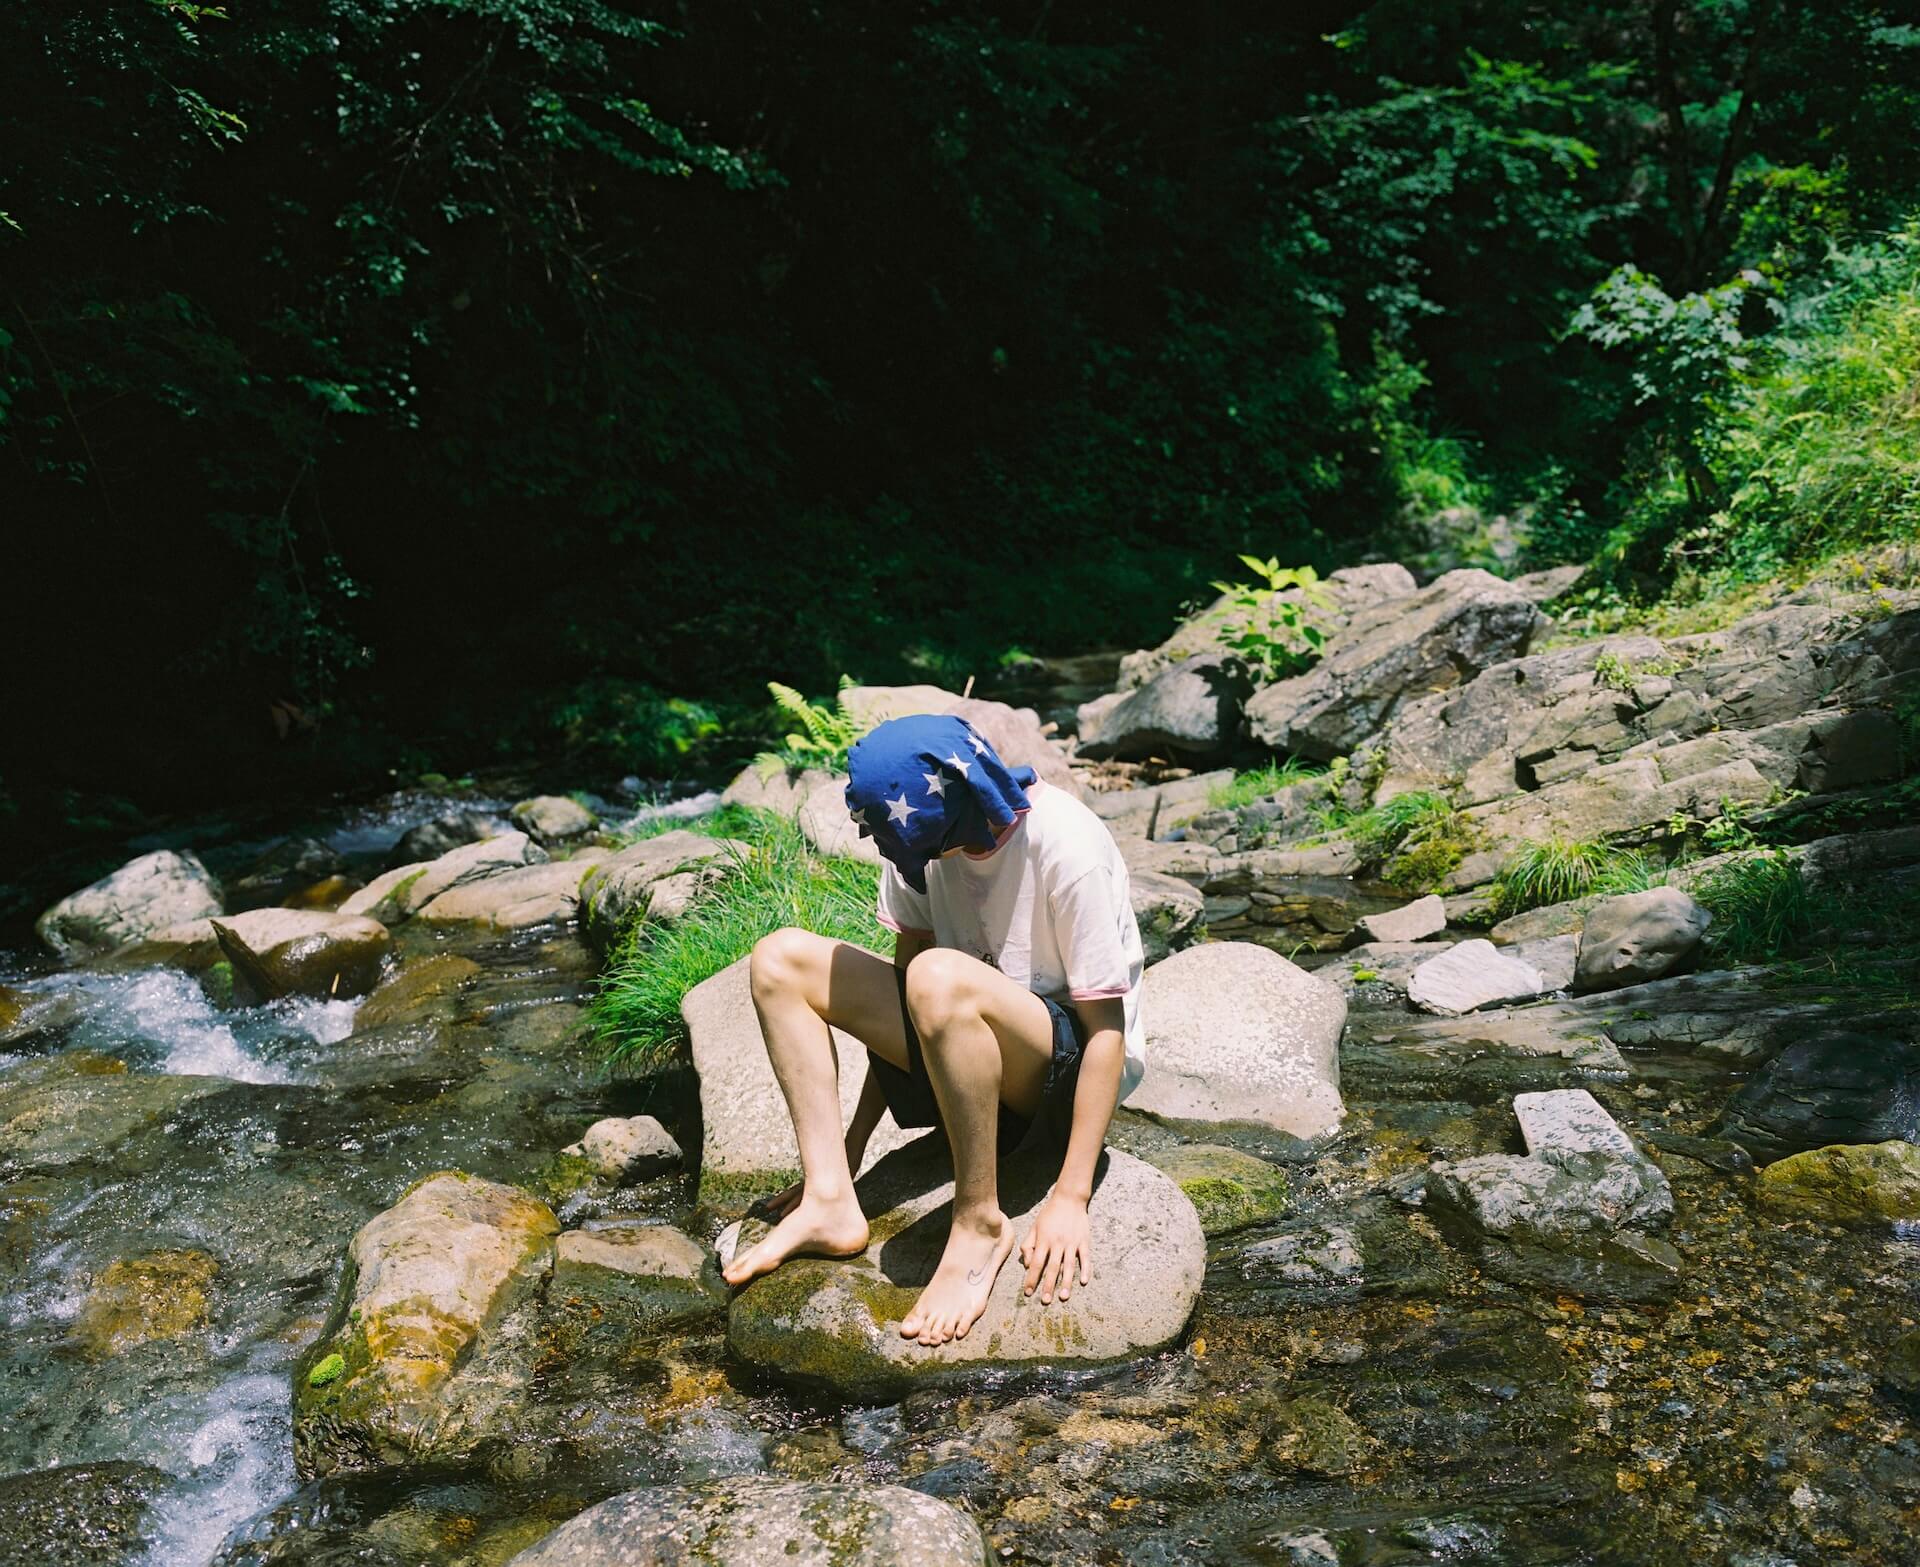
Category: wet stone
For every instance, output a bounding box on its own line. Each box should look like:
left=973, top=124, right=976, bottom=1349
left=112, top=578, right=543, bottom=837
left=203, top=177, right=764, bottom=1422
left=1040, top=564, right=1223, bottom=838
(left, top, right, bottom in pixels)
left=0, top=1460, right=174, bottom=1567
left=1141, top=1143, right=1289, bottom=1234
left=1754, top=1140, right=1920, bottom=1224
left=72, top=1247, right=217, bottom=1358
left=505, top=1476, right=991, bottom=1567
left=1711, top=1030, right=1920, bottom=1162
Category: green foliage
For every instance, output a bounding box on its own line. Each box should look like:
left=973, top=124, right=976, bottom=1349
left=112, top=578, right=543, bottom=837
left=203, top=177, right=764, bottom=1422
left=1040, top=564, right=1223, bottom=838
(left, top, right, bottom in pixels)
left=1208, top=759, right=1325, bottom=812
left=594, top=809, right=881, bottom=1069
left=1488, top=838, right=1660, bottom=920
left=1693, top=851, right=1815, bottom=964
left=1592, top=649, right=1689, bottom=693
left=612, top=801, right=763, bottom=848
left=757, top=678, right=865, bottom=775
left=552, top=682, right=728, bottom=776
left=1208, top=558, right=1335, bottom=683
left=307, top=1353, right=345, bottom=1388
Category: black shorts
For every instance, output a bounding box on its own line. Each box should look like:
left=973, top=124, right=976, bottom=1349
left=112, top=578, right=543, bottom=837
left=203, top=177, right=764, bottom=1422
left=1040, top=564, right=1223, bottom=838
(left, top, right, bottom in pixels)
left=867, top=967, right=1088, bottom=1158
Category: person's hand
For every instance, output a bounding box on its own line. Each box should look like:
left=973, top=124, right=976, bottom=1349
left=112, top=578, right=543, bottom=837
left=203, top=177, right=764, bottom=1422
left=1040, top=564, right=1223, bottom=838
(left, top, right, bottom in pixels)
left=1020, top=1192, right=1092, bottom=1305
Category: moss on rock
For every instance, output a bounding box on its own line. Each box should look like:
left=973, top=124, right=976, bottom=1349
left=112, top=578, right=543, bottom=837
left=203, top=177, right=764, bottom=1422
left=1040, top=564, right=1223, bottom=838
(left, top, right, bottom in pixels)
left=1143, top=1144, right=1290, bottom=1234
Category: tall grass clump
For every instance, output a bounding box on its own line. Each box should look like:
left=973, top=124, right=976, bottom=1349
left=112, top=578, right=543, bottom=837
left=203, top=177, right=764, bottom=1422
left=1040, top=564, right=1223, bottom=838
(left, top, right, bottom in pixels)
left=613, top=801, right=763, bottom=846
left=595, top=809, right=882, bottom=1069
left=1326, top=788, right=1482, bottom=893
left=1209, top=758, right=1324, bottom=811
left=1487, top=837, right=1659, bottom=919
left=1692, top=850, right=1815, bottom=965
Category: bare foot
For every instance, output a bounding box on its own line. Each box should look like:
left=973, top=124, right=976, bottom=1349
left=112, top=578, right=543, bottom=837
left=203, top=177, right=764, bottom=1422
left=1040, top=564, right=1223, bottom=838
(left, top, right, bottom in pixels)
left=722, top=1191, right=869, bottom=1287
left=898, top=1208, right=1015, bottom=1347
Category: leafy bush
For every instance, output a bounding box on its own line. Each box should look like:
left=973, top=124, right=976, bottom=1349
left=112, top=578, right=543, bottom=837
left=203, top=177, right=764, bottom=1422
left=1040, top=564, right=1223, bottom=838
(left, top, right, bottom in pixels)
left=1208, top=557, right=1335, bottom=683
left=594, top=808, right=882, bottom=1069
left=1208, top=759, right=1325, bottom=812
left=1487, top=838, right=1660, bottom=919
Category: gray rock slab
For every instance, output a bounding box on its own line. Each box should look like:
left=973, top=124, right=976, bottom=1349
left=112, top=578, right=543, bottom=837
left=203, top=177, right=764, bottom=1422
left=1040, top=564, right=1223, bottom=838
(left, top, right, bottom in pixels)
left=506, top=1478, right=990, bottom=1567
left=341, top=832, right=550, bottom=925
left=1130, top=870, right=1205, bottom=965
left=1131, top=942, right=1345, bottom=1139
left=1510, top=933, right=1578, bottom=992
left=1710, top=1030, right=1920, bottom=1163
left=726, top=1143, right=1203, bottom=1399
left=1076, top=653, right=1253, bottom=762
left=1353, top=894, right=1447, bottom=945
left=1513, top=1088, right=1640, bottom=1160
left=415, top=852, right=606, bottom=929
left=1407, top=939, right=1547, bottom=1016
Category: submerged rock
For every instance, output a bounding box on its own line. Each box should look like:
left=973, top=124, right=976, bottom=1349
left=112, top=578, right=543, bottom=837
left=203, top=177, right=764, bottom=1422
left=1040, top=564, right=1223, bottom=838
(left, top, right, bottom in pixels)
left=0, top=1460, right=173, bottom=1567
left=683, top=955, right=919, bottom=1203
left=0, top=1055, right=222, bottom=1174
left=1129, top=870, right=1205, bottom=965
left=727, top=1142, right=1203, bottom=1399
left=1144, top=1143, right=1289, bottom=1234
left=554, top=1223, right=724, bottom=1323
left=509, top=793, right=599, bottom=846
left=293, top=1171, right=559, bottom=1475
left=506, top=1477, right=990, bottom=1567
left=72, top=1247, right=217, bottom=1357
left=1710, top=1030, right=1920, bottom=1162
left=36, top=850, right=224, bottom=958
left=1754, top=1140, right=1920, bottom=1224
left=1407, top=939, right=1546, bottom=1016
left=1130, top=942, right=1345, bottom=1139
left=1574, top=888, right=1710, bottom=992
left=1426, top=1089, right=1677, bottom=1302
left=353, top=953, right=483, bottom=1029
left=1884, top=1329, right=1920, bottom=1409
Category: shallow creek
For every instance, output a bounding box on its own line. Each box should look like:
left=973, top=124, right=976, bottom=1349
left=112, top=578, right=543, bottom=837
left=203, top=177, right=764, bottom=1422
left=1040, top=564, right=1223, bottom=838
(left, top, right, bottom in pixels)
left=2, top=805, right=1917, bottom=1565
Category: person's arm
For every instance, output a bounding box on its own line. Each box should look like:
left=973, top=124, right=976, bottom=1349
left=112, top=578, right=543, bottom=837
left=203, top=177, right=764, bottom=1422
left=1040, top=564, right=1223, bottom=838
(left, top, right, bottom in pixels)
left=1020, top=995, right=1125, bottom=1305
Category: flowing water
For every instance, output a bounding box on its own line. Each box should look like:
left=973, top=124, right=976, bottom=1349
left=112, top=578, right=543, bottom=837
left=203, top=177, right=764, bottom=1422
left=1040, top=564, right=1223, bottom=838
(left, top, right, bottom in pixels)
left=2, top=794, right=1917, bottom=1565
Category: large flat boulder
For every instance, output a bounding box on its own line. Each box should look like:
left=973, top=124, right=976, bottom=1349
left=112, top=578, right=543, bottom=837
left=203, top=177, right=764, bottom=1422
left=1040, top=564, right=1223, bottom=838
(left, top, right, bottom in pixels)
left=1075, top=653, right=1254, bottom=763
left=36, top=850, right=224, bottom=958
left=1130, top=942, right=1345, bottom=1139
left=341, top=832, right=550, bottom=925
left=1245, top=570, right=1549, bottom=761
left=293, top=1172, right=559, bottom=1475
left=726, top=1142, right=1203, bottom=1399
left=683, top=955, right=920, bottom=1203
left=506, top=1478, right=990, bottom=1567
left=579, top=830, right=742, bottom=948
left=414, top=850, right=608, bottom=929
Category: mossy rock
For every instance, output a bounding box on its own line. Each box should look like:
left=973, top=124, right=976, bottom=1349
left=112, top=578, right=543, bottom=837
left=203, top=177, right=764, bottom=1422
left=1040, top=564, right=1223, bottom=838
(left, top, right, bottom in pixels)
left=72, top=1248, right=218, bottom=1358
left=1143, top=1143, right=1289, bottom=1234
left=727, top=1141, right=1204, bottom=1400
left=1755, top=1140, right=1920, bottom=1224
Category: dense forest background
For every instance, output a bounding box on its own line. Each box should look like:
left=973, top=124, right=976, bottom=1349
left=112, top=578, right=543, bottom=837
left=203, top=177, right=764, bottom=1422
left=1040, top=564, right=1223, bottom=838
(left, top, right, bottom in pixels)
left=6, top=0, right=1920, bottom=853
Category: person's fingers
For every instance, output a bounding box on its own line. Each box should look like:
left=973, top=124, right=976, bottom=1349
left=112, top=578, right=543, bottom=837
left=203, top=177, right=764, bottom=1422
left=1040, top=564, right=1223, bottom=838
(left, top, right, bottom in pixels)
left=1023, top=1239, right=1046, bottom=1294
left=1078, top=1244, right=1092, bottom=1286
left=1042, top=1249, right=1067, bottom=1304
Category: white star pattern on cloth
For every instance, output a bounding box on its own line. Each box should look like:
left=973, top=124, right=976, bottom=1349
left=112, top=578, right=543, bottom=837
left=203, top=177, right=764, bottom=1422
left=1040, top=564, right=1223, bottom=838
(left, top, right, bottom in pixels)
left=886, top=794, right=918, bottom=825
left=945, top=752, right=972, bottom=777
left=967, top=732, right=988, bottom=754
left=922, top=771, right=947, bottom=797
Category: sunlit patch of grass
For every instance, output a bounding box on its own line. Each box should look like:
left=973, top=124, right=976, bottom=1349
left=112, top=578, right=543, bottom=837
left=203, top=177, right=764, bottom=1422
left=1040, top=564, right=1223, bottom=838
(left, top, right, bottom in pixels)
left=1692, top=850, right=1815, bottom=965
left=1487, top=837, right=1660, bottom=920
left=1208, top=758, right=1325, bottom=811
left=594, top=808, right=882, bottom=1069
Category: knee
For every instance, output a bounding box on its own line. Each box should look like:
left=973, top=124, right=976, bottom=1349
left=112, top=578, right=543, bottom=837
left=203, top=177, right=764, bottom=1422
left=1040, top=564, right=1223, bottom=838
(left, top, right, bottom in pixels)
left=902, top=947, right=982, bottom=1039
left=749, top=926, right=820, bottom=1002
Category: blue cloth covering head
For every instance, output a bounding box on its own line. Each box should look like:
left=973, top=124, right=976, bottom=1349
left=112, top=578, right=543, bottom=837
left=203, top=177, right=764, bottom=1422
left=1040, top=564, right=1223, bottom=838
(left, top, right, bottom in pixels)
left=845, top=714, right=1035, bottom=893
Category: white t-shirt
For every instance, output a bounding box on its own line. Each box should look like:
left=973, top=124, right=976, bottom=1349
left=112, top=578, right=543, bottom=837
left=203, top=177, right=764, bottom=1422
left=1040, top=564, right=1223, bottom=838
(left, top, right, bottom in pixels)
left=874, top=781, right=1147, bottom=1102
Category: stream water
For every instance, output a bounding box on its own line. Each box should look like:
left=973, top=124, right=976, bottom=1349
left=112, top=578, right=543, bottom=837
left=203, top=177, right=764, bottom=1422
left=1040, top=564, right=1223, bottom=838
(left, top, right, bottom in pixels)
left=2, top=792, right=1916, bottom=1566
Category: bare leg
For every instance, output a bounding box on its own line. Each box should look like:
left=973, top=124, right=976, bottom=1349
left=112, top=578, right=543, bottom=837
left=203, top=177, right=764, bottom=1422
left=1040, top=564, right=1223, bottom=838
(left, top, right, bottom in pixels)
left=896, top=948, right=1054, bottom=1346
left=721, top=929, right=911, bottom=1286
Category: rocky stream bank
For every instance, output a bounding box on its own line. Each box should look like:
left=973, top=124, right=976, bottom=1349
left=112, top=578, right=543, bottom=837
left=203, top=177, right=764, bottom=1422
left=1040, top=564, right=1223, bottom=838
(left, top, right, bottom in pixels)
left=2, top=561, right=1917, bottom=1565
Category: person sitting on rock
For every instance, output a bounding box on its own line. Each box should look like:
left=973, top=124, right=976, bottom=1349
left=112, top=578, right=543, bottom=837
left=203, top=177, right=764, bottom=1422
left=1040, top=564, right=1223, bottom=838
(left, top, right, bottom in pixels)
left=720, top=712, right=1147, bottom=1347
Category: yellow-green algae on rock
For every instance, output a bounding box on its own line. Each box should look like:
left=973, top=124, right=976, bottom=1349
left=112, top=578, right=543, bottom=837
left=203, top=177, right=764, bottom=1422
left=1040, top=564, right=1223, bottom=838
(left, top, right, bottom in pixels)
left=1755, top=1140, right=1920, bottom=1223
left=1143, top=1143, right=1290, bottom=1234
left=292, top=1171, right=558, bottom=1476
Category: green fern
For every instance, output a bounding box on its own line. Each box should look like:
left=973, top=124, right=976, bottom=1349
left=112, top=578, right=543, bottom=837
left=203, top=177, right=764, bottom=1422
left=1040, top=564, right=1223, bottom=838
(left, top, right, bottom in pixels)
left=757, top=675, right=864, bottom=774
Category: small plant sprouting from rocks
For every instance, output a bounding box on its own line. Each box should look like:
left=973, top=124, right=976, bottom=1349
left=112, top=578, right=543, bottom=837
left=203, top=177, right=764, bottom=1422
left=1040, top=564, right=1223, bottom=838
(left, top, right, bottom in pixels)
left=756, top=676, right=866, bottom=775
left=1209, top=556, right=1336, bottom=683
left=1592, top=648, right=1688, bottom=694
left=1693, top=850, right=1815, bottom=964
left=308, top=1352, right=346, bottom=1388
